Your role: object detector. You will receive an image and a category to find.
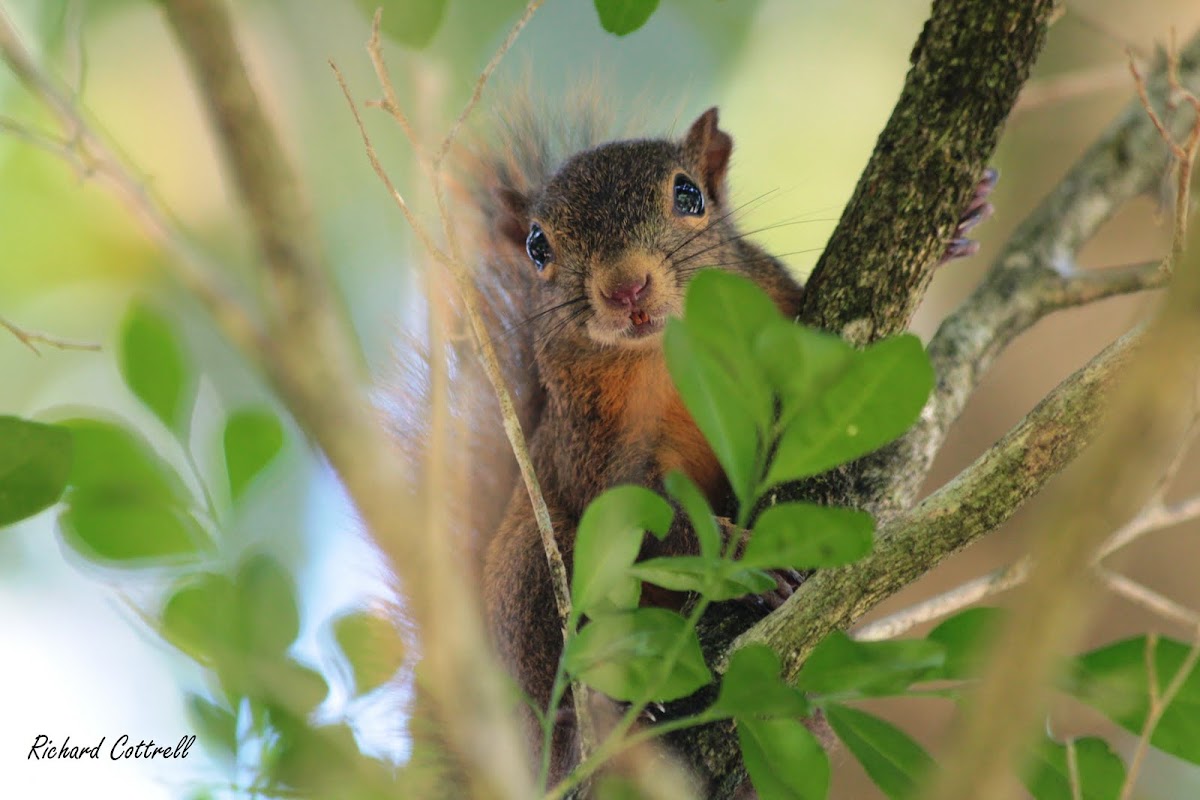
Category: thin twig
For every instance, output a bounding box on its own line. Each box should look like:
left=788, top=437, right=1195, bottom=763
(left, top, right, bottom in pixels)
left=0, top=8, right=266, bottom=360
left=1100, top=570, right=1200, bottom=629
left=330, top=62, right=447, bottom=263
left=854, top=486, right=1200, bottom=640
left=1066, top=737, right=1082, bottom=800
left=0, top=316, right=100, bottom=355
left=432, top=0, right=546, bottom=171
left=346, top=2, right=593, bottom=760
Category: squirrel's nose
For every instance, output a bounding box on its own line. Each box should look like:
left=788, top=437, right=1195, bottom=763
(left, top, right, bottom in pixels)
left=602, top=275, right=650, bottom=308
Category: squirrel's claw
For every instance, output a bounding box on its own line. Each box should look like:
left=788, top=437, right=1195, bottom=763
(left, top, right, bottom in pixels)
left=938, top=168, right=998, bottom=266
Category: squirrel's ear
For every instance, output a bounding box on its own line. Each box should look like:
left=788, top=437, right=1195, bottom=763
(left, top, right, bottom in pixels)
left=684, top=107, right=733, bottom=205
left=494, top=186, right=531, bottom=251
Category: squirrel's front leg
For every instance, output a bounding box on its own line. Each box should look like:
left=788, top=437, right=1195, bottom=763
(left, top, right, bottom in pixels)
left=482, top=502, right=579, bottom=784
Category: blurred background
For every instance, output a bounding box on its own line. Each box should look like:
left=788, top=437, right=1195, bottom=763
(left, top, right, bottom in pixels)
left=2, top=0, right=1200, bottom=797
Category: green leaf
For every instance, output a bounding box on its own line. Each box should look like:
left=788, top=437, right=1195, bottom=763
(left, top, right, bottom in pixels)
left=825, top=704, right=932, bottom=799
left=1069, top=635, right=1200, bottom=765
left=162, top=572, right=238, bottom=665
left=664, top=470, right=720, bottom=559
left=223, top=408, right=284, bottom=502
left=62, top=418, right=191, bottom=503
left=354, top=0, right=448, bottom=49
left=563, top=608, right=711, bottom=702
left=664, top=318, right=762, bottom=507
left=333, top=609, right=406, bottom=696
left=236, top=554, right=299, bottom=656
left=187, top=694, right=237, bottom=762
left=59, top=489, right=207, bottom=565
left=0, top=416, right=72, bottom=526
left=118, top=304, right=193, bottom=433
left=712, top=645, right=809, bottom=719
left=630, top=556, right=775, bottom=601
left=742, top=502, right=874, bottom=569
left=755, top=321, right=855, bottom=427
left=765, top=334, right=934, bottom=486
left=795, top=632, right=944, bottom=698
left=925, top=606, right=1004, bottom=680
left=593, top=0, right=660, bottom=36
left=738, top=716, right=830, bottom=800
left=1023, top=735, right=1124, bottom=800
left=572, top=486, right=674, bottom=621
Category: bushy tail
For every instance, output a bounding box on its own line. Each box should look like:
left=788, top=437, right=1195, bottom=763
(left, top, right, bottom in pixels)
left=386, top=88, right=613, bottom=574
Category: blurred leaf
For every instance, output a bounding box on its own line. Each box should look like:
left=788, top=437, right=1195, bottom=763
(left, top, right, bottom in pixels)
left=664, top=470, right=720, bottom=559
left=118, top=304, right=193, bottom=434
left=1023, top=735, right=1124, bottom=800
left=712, top=645, right=809, bottom=719
left=267, top=659, right=329, bottom=715
left=925, top=606, right=1004, bottom=680
left=563, top=608, right=711, bottom=702
left=594, top=0, right=660, bottom=35
left=795, top=632, right=944, bottom=698
left=742, top=502, right=873, bottom=569
left=237, top=554, right=299, bottom=656
left=163, top=572, right=238, bottom=665
left=59, top=489, right=208, bottom=565
left=738, top=716, right=830, bottom=800
left=765, top=334, right=933, bottom=486
left=223, top=408, right=284, bottom=502
left=0, top=416, right=72, bottom=527
left=1069, top=635, right=1200, bottom=765
left=630, top=556, right=775, bottom=601
left=333, top=609, right=406, bottom=696
left=572, top=486, right=674, bottom=621
left=61, top=418, right=191, bottom=504
left=825, top=704, right=932, bottom=799
left=187, top=694, right=237, bottom=762
left=356, top=0, right=448, bottom=49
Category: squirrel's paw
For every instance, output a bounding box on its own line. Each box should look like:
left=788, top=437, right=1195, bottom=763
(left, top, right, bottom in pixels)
left=938, top=167, right=998, bottom=265
left=737, top=568, right=806, bottom=612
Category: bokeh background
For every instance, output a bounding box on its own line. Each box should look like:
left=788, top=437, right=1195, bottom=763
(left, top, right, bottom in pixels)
left=2, top=0, right=1200, bottom=797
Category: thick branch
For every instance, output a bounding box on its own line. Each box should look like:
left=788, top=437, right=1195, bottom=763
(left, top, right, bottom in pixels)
left=798, top=0, right=1056, bottom=343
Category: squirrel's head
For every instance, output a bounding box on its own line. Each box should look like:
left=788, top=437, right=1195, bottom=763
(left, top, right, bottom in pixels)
left=497, top=107, right=766, bottom=351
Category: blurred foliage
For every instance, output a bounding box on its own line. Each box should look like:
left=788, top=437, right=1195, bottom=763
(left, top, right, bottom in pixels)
left=2, top=0, right=1200, bottom=798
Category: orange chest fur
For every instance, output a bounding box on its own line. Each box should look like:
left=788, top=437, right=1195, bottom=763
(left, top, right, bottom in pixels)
left=595, top=353, right=726, bottom=502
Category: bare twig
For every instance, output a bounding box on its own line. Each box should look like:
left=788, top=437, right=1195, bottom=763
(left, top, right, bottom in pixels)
left=1101, top=571, right=1200, bottom=630
left=432, top=0, right=546, bottom=171
left=0, top=8, right=265, bottom=360
left=344, top=2, right=593, bottom=761
left=855, top=486, right=1200, bottom=640
left=0, top=316, right=100, bottom=355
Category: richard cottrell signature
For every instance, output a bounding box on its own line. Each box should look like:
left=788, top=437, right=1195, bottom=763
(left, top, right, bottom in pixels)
left=28, top=734, right=197, bottom=761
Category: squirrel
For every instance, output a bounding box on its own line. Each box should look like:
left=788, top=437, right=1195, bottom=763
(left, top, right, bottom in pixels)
left=425, top=95, right=996, bottom=789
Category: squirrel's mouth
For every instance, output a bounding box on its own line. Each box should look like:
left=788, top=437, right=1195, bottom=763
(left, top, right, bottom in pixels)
left=625, top=309, right=663, bottom=339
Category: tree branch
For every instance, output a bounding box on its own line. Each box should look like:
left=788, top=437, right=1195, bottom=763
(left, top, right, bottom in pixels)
left=735, top=327, right=1140, bottom=678
left=797, top=0, right=1056, bottom=343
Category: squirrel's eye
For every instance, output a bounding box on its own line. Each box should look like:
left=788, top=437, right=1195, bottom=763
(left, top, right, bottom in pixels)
left=526, top=223, right=553, bottom=271
left=673, top=174, right=705, bottom=216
